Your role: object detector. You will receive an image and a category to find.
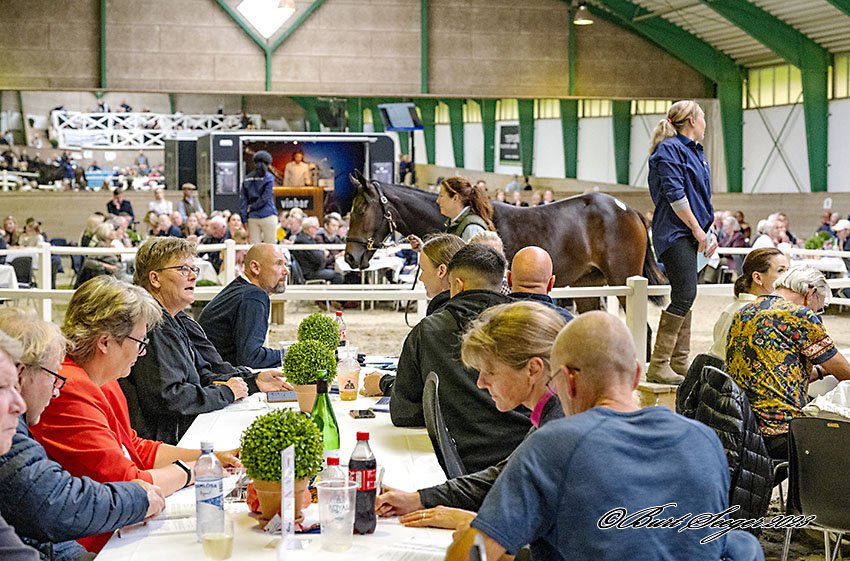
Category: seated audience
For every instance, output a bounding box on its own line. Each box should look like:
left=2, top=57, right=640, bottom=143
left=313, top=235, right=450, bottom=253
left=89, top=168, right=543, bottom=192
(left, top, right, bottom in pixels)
left=530, top=191, right=543, bottom=206
left=293, top=216, right=343, bottom=284
left=542, top=189, right=555, bottom=204
left=0, top=308, right=164, bottom=558
left=376, top=301, right=566, bottom=529
left=734, top=210, right=751, bottom=241
left=199, top=216, right=228, bottom=272
left=453, top=311, right=763, bottom=561
left=0, top=332, right=39, bottom=561
left=169, top=211, right=184, bottom=231
left=362, top=234, right=466, bottom=398
left=106, top=189, right=134, bottom=222
left=390, top=244, right=531, bottom=473
left=507, top=246, right=573, bottom=322
left=17, top=219, right=44, bottom=248
left=717, top=215, right=747, bottom=274
left=176, top=184, right=203, bottom=220
left=182, top=213, right=203, bottom=240
left=834, top=219, right=850, bottom=271
left=28, top=277, right=243, bottom=550
left=750, top=217, right=781, bottom=249
left=79, top=213, right=105, bottom=248
left=154, top=214, right=182, bottom=238
left=708, top=248, right=787, bottom=360
left=726, top=265, right=850, bottom=460
left=316, top=213, right=343, bottom=265
left=494, top=190, right=505, bottom=203
left=147, top=188, right=172, bottom=216
left=199, top=244, right=288, bottom=369
left=226, top=213, right=244, bottom=239
left=816, top=211, right=836, bottom=236
left=2, top=216, right=19, bottom=246
left=510, top=191, right=527, bottom=207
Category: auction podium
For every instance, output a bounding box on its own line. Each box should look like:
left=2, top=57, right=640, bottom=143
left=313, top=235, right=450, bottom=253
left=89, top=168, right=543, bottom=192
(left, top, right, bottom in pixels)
left=273, top=186, right=324, bottom=222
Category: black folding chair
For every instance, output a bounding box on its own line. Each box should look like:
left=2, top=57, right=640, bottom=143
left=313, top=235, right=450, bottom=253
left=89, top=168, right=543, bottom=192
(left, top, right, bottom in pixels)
left=781, top=417, right=850, bottom=561
left=10, top=256, right=32, bottom=289
left=423, top=371, right=467, bottom=479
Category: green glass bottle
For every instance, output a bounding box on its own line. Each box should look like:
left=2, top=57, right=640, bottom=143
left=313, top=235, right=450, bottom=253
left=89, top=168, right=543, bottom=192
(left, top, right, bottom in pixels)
left=311, top=372, right=340, bottom=465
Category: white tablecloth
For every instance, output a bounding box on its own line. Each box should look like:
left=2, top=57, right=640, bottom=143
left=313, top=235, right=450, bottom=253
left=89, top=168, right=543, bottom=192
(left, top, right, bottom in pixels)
left=0, top=264, right=18, bottom=289
left=335, top=250, right=406, bottom=283
left=796, top=256, right=847, bottom=275
left=97, top=394, right=450, bottom=561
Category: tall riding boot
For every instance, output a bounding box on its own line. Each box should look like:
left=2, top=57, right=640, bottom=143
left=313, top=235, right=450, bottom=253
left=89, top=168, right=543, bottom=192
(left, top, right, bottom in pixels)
left=646, top=310, right=685, bottom=385
left=670, top=310, right=692, bottom=377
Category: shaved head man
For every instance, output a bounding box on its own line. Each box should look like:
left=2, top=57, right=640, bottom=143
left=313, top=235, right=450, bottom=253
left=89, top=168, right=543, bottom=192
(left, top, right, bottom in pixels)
left=508, top=246, right=572, bottom=322
left=461, top=311, right=763, bottom=561
left=198, top=243, right=289, bottom=368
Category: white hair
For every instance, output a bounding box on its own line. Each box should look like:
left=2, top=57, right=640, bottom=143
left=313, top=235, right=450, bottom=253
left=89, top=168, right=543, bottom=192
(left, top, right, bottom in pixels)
left=774, top=265, right=830, bottom=302
left=208, top=216, right=227, bottom=227
left=0, top=329, right=23, bottom=364
left=723, top=216, right=740, bottom=231
left=302, top=216, right=319, bottom=229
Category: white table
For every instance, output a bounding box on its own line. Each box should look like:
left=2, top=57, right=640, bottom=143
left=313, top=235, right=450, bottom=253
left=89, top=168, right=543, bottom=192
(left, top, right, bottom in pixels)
left=0, top=263, right=18, bottom=289
left=795, top=256, right=847, bottom=275
left=194, top=258, right=220, bottom=285
left=98, top=394, right=451, bottom=561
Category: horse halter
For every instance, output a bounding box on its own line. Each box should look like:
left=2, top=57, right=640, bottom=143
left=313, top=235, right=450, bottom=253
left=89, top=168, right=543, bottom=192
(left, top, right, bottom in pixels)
left=348, top=180, right=400, bottom=251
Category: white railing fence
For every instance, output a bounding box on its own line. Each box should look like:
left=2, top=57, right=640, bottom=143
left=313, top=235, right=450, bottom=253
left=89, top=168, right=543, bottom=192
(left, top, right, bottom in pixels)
left=50, top=111, right=261, bottom=149
left=2, top=241, right=850, bottom=373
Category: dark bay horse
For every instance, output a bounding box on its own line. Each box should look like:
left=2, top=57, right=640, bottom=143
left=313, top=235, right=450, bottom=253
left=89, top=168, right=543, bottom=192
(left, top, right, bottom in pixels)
left=344, top=171, right=665, bottom=314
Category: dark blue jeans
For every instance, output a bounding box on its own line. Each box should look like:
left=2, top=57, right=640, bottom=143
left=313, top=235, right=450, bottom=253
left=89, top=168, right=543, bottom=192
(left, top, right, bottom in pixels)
left=659, top=236, right=698, bottom=317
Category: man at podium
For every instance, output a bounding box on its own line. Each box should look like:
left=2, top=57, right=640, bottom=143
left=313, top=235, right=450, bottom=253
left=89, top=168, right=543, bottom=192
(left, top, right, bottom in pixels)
left=283, top=149, right=312, bottom=186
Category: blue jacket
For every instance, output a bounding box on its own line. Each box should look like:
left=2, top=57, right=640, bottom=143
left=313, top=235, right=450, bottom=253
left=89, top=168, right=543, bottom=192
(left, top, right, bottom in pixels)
left=0, top=417, right=148, bottom=561
left=239, top=171, right=276, bottom=223
left=648, top=134, right=713, bottom=258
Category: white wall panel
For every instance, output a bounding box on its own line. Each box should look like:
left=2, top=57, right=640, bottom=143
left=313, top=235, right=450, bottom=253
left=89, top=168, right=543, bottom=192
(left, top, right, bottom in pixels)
left=534, top=119, right=565, bottom=179
left=577, top=117, right=615, bottom=184
left=434, top=124, right=455, bottom=169
left=828, top=98, right=850, bottom=193
left=742, top=105, right=809, bottom=193
left=629, top=114, right=663, bottom=187
left=463, top=123, right=484, bottom=172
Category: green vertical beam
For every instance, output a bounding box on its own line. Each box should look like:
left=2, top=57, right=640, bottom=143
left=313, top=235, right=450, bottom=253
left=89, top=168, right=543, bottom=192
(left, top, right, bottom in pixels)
left=346, top=98, right=363, bottom=132
left=100, top=0, right=107, bottom=89
left=612, top=100, right=632, bottom=185
left=240, top=95, right=248, bottom=112
left=560, top=100, right=579, bottom=179
left=421, top=0, right=429, bottom=94
left=701, top=0, right=830, bottom=192
left=589, top=1, right=744, bottom=192
left=415, top=99, right=437, bottom=165
left=567, top=9, right=577, bottom=96
left=480, top=99, right=497, bottom=173
left=291, top=96, right=320, bottom=131
left=517, top=99, right=535, bottom=177
left=168, top=94, right=176, bottom=114
left=397, top=132, right=410, bottom=155
left=366, top=99, right=385, bottom=133
left=445, top=98, right=465, bottom=168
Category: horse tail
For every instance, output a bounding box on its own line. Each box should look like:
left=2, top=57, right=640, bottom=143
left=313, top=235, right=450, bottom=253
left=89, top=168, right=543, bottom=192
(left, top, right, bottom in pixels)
left=637, top=210, right=667, bottom=306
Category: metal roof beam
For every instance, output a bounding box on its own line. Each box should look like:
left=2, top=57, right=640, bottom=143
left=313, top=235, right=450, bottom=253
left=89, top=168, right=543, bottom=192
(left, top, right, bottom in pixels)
left=701, top=0, right=829, bottom=192
left=589, top=0, right=744, bottom=191
left=823, top=0, right=850, bottom=21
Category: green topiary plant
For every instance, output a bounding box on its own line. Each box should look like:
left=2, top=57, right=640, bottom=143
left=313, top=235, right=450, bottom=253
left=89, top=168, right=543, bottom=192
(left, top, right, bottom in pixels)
left=805, top=230, right=833, bottom=250
left=297, top=313, right=340, bottom=352
left=240, top=409, right=324, bottom=481
left=283, top=339, right=337, bottom=385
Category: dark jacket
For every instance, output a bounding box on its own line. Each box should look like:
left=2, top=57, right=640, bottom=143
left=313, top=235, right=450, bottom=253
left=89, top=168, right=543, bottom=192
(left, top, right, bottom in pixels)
left=419, top=394, right=563, bottom=512
left=678, top=366, right=773, bottom=522
left=121, top=306, right=236, bottom=444
left=0, top=417, right=148, bottom=561
left=239, top=171, right=276, bottom=222
left=106, top=199, right=134, bottom=221
left=0, top=514, right=37, bottom=561
left=292, top=231, right=326, bottom=277
left=390, top=290, right=531, bottom=473
left=197, top=277, right=281, bottom=369
left=199, top=234, right=226, bottom=272
left=509, top=292, right=574, bottom=323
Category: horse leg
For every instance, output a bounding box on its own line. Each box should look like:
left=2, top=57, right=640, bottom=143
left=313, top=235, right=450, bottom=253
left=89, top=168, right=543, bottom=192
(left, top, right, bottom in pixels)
left=567, top=270, right=607, bottom=314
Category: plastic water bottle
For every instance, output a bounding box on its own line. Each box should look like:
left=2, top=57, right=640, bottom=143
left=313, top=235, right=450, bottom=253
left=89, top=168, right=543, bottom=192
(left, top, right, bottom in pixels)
left=348, top=431, right=377, bottom=534
left=321, top=456, right=347, bottom=483
left=195, top=441, right=224, bottom=542
left=335, top=311, right=347, bottom=354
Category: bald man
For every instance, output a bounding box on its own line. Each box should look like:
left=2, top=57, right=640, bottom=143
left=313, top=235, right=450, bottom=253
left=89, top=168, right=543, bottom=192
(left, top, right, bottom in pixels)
left=508, top=246, right=573, bottom=322
left=462, top=312, right=764, bottom=561
left=198, top=243, right=288, bottom=368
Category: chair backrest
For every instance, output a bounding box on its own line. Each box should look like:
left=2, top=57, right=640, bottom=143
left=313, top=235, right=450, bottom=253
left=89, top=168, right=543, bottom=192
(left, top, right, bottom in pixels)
left=423, top=371, right=467, bottom=479
left=10, top=256, right=32, bottom=285
left=677, top=353, right=724, bottom=414
left=787, top=417, right=850, bottom=531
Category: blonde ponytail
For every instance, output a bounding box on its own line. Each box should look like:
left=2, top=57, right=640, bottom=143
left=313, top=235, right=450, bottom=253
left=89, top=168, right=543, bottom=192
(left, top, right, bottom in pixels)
left=649, top=100, right=701, bottom=154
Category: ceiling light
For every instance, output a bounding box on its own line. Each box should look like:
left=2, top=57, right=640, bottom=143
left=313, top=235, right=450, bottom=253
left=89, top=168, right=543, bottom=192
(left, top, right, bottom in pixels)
left=573, top=3, right=594, bottom=25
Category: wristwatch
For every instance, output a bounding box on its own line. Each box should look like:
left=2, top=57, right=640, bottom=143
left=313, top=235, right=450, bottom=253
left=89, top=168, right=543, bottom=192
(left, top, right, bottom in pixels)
left=173, top=459, right=192, bottom=488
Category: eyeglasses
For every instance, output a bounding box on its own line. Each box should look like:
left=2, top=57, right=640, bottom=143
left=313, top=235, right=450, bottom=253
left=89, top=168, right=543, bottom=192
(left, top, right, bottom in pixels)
left=40, top=367, right=67, bottom=391
left=545, top=364, right=581, bottom=391
left=157, top=265, right=200, bottom=278
left=125, top=334, right=149, bottom=355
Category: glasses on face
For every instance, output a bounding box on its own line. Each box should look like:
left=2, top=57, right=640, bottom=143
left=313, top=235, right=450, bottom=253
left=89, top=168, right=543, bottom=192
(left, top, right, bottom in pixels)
left=157, top=264, right=200, bottom=278
left=545, top=364, right=581, bottom=392
left=125, top=334, right=149, bottom=355
left=40, top=366, right=67, bottom=391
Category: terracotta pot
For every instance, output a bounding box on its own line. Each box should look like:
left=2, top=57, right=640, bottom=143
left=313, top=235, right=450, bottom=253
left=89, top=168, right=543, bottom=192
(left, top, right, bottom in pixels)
left=293, top=383, right=317, bottom=413
left=252, top=478, right=311, bottom=527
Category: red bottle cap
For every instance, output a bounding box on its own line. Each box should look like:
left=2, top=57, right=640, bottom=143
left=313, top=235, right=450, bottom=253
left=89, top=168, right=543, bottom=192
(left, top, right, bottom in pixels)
left=327, top=457, right=340, bottom=465
left=356, top=431, right=370, bottom=441
left=336, top=311, right=343, bottom=317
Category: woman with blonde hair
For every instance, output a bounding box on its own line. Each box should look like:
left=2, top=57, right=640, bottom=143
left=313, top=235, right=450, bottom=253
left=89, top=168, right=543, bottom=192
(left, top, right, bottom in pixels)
left=646, top=100, right=716, bottom=385
left=375, top=301, right=567, bottom=529
left=80, top=213, right=105, bottom=247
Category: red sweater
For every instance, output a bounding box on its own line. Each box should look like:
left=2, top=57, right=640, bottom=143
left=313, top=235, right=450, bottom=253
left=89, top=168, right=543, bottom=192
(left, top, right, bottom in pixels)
left=30, top=358, right=162, bottom=552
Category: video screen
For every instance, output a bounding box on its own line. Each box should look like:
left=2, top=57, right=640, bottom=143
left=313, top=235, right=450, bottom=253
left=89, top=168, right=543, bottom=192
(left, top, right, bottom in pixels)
left=242, top=139, right=367, bottom=213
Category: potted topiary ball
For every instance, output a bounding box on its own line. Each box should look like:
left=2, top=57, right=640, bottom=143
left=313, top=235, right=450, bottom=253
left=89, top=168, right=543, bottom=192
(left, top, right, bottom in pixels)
left=297, top=312, right=340, bottom=353
left=240, top=409, right=324, bottom=526
left=283, top=339, right=337, bottom=412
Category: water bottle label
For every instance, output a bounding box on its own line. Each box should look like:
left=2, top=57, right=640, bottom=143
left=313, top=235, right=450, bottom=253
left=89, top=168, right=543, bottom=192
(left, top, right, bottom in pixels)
left=349, top=468, right=376, bottom=491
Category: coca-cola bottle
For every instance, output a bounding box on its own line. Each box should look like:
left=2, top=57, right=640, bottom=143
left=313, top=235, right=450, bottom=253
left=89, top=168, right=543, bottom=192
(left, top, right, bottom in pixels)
left=348, top=431, right=377, bottom=534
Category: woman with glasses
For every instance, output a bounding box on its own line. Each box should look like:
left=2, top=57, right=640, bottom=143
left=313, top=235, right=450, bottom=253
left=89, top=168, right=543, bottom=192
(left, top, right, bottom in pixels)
left=376, top=301, right=566, bottom=530
left=0, top=307, right=166, bottom=559
left=726, top=265, right=850, bottom=461
left=30, top=276, right=240, bottom=552
left=121, top=237, right=250, bottom=445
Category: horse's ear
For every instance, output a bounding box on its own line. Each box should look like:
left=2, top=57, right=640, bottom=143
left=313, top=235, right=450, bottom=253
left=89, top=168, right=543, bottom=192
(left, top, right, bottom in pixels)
left=349, top=169, right=369, bottom=192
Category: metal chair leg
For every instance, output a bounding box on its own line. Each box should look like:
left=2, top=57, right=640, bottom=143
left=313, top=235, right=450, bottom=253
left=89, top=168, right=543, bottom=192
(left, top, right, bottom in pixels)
left=781, top=527, right=792, bottom=561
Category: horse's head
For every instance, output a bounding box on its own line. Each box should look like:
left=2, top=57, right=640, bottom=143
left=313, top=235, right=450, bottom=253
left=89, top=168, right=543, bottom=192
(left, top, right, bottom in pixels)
left=344, top=170, right=390, bottom=269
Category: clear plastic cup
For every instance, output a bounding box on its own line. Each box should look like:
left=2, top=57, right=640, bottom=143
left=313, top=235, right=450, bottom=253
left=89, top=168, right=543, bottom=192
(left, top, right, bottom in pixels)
left=317, top=480, right=357, bottom=552
left=338, top=347, right=360, bottom=401
left=201, top=518, right=234, bottom=561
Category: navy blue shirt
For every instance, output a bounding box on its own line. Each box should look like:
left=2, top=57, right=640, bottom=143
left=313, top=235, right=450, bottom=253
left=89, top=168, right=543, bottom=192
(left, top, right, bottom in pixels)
left=648, top=134, right=713, bottom=258
left=472, top=406, right=737, bottom=561
left=239, top=171, right=276, bottom=223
